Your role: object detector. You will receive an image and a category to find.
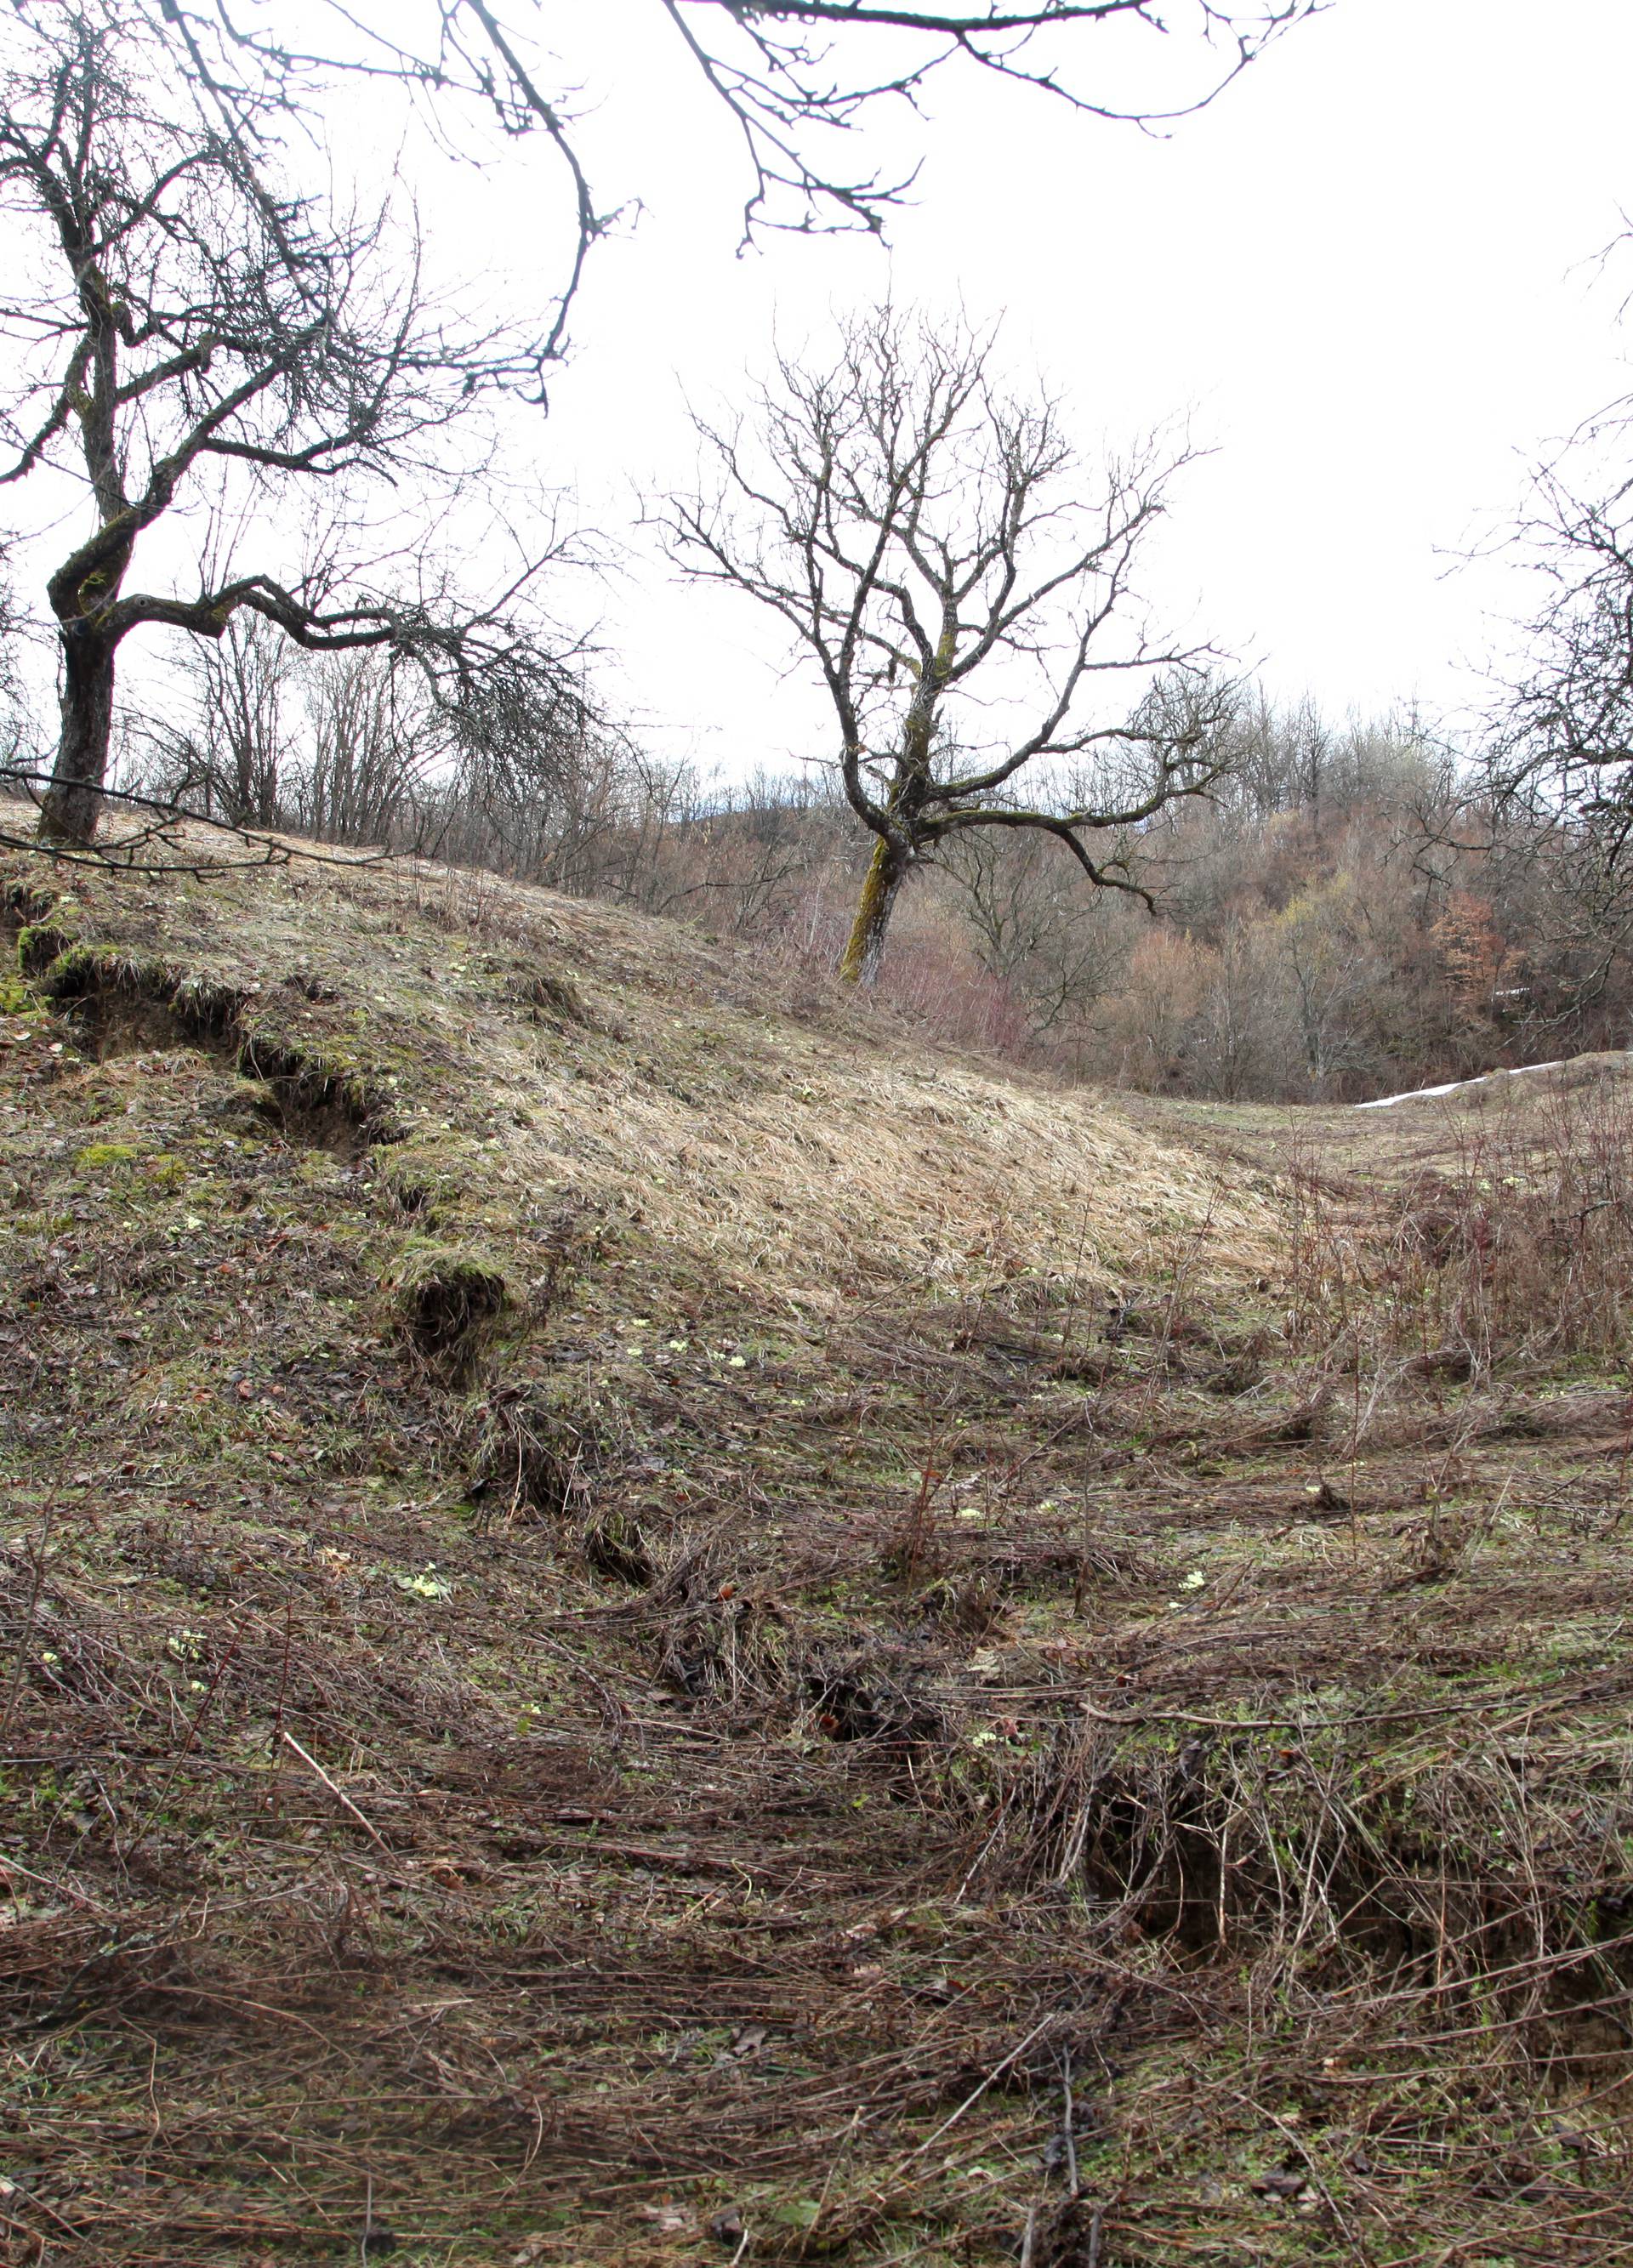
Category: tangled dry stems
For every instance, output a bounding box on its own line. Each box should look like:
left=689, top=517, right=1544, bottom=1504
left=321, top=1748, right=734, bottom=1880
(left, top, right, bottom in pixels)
left=2, top=822, right=1632, bottom=2264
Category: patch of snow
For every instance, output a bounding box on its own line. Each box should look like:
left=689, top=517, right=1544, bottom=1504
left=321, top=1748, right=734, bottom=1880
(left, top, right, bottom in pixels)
left=1355, top=1061, right=1568, bottom=1111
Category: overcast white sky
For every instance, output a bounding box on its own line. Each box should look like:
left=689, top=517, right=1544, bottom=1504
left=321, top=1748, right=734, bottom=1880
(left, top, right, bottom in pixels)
left=11, top=0, right=1633, bottom=785
left=497, top=0, right=1633, bottom=776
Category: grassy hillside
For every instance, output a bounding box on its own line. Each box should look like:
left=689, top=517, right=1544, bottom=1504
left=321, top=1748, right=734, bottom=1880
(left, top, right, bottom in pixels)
left=3, top=826, right=1633, bottom=2266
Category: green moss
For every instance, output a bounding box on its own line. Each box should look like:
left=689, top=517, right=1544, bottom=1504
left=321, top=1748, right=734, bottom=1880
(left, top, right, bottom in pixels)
left=37, top=940, right=159, bottom=1000
left=14, top=922, right=69, bottom=977
left=74, top=1140, right=139, bottom=1174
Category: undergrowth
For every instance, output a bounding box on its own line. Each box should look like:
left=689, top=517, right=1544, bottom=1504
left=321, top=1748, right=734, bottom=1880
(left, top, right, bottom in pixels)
left=1289, top=1074, right=1633, bottom=1396
left=2, top=839, right=1631, bottom=2266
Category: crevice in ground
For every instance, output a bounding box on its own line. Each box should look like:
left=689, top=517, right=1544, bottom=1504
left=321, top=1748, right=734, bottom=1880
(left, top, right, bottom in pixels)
left=5, top=882, right=404, bottom=1156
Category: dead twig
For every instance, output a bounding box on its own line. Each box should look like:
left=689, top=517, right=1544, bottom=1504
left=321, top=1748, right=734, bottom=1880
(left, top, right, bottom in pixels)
left=277, top=1729, right=389, bottom=1850
left=1060, top=2050, right=1080, bottom=2197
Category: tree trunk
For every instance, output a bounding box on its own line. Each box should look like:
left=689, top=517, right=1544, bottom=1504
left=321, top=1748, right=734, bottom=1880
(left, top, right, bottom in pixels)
left=839, top=835, right=909, bottom=985
left=40, top=629, right=117, bottom=845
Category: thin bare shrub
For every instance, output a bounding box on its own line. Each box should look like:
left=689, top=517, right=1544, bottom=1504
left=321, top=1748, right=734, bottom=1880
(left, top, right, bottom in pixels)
left=1288, top=1075, right=1633, bottom=1401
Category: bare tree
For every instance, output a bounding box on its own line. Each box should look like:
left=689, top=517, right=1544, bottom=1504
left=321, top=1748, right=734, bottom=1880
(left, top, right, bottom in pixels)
left=942, top=821, right=1129, bottom=1042
left=1457, top=384, right=1633, bottom=1047
left=1482, top=421, right=1633, bottom=890
left=144, top=3, right=1318, bottom=380
left=298, top=651, right=439, bottom=848
left=134, top=614, right=294, bottom=830
left=0, top=2, right=585, bottom=848
left=666, top=309, right=1238, bottom=980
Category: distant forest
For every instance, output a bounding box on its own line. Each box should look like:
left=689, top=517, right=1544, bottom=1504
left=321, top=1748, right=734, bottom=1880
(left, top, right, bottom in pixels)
left=94, top=632, right=1630, bottom=1106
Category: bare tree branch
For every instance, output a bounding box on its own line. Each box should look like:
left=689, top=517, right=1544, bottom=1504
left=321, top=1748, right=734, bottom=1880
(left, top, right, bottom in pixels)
left=0, top=764, right=402, bottom=877
left=138, top=1, right=1320, bottom=381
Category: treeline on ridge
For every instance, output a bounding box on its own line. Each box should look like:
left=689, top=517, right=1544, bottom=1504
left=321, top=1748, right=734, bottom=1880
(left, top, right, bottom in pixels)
left=92, top=625, right=1628, bottom=1108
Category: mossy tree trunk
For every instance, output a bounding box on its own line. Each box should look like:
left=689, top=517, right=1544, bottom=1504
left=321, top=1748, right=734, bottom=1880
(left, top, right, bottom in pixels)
left=41, top=628, right=119, bottom=845
left=839, top=834, right=912, bottom=985
left=837, top=649, right=942, bottom=985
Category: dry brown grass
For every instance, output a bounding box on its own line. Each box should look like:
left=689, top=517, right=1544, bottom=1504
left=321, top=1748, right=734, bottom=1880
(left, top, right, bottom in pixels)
left=3, top=816, right=1633, bottom=2267
left=3, top=810, right=1276, bottom=1310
